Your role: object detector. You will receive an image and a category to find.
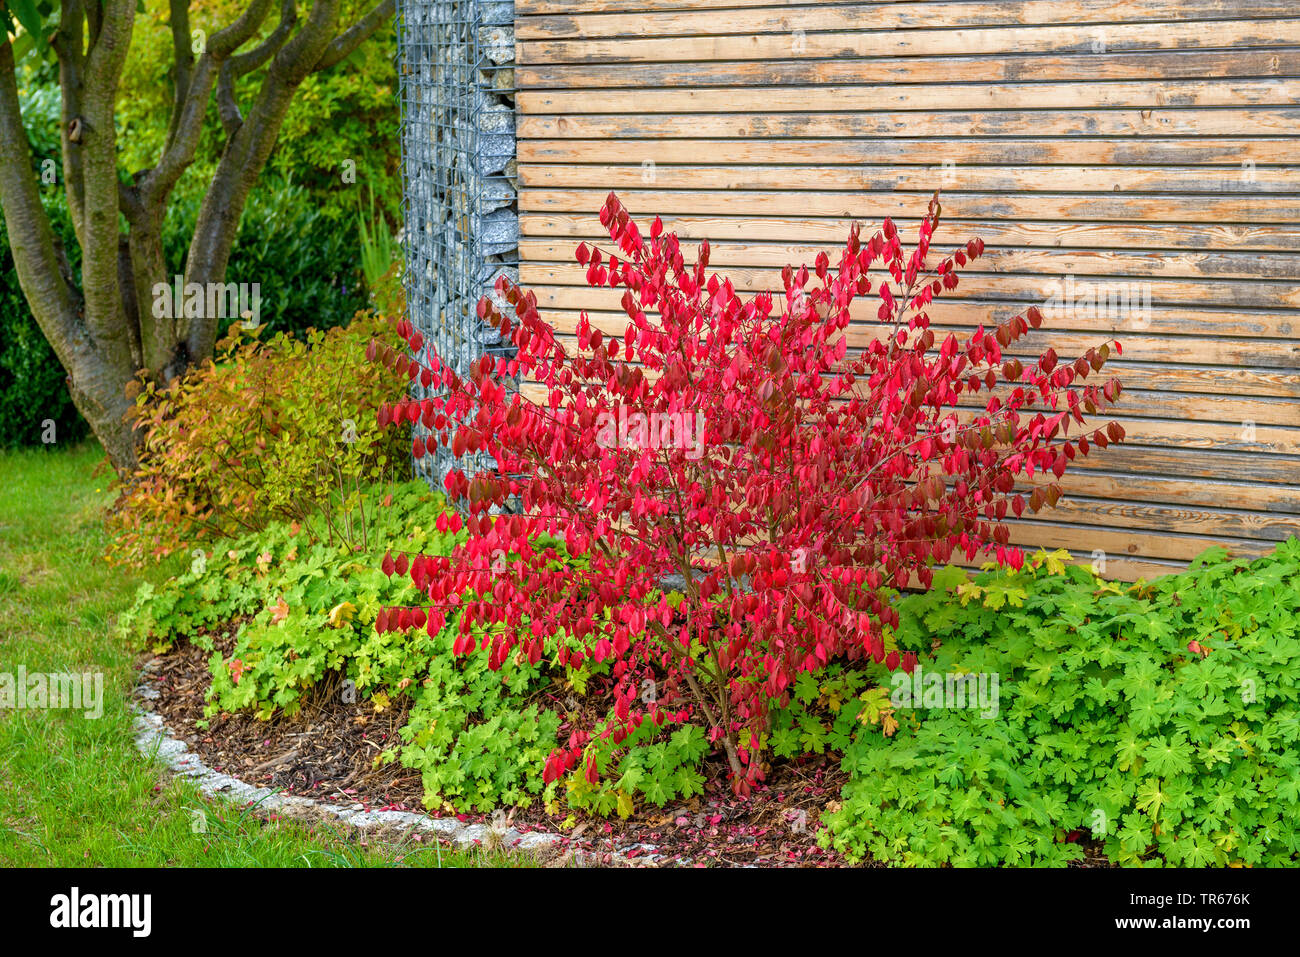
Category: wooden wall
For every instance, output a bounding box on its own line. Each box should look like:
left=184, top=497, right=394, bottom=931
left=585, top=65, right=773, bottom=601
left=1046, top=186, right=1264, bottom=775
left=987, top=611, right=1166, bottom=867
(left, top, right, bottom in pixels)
left=512, top=0, right=1300, bottom=581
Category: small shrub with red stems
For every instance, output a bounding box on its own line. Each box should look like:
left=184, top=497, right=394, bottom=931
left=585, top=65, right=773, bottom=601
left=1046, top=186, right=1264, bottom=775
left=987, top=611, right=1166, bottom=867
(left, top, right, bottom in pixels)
left=366, top=191, right=1125, bottom=795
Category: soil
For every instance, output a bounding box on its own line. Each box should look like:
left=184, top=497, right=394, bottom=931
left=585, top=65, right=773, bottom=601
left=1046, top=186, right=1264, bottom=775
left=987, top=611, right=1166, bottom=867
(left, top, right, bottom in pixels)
left=142, top=620, right=851, bottom=866
left=141, top=620, right=1115, bottom=868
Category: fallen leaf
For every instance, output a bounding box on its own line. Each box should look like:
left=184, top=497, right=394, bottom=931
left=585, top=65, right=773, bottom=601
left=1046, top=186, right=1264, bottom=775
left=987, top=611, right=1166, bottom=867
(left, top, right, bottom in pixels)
left=327, top=601, right=357, bottom=628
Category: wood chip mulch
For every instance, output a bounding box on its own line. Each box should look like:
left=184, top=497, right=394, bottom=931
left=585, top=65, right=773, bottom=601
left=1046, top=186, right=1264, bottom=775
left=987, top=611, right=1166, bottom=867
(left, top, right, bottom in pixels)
left=141, top=622, right=852, bottom=866
left=141, top=621, right=1115, bottom=868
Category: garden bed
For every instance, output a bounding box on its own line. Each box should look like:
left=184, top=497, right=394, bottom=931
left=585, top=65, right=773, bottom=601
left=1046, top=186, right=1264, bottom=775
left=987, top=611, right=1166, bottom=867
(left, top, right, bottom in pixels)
left=138, top=619, right=854, bottom=867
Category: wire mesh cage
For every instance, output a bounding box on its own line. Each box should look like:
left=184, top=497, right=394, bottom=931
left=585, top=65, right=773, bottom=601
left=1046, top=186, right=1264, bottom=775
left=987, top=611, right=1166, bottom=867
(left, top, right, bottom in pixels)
left=396, top=0, right=517, bottom=489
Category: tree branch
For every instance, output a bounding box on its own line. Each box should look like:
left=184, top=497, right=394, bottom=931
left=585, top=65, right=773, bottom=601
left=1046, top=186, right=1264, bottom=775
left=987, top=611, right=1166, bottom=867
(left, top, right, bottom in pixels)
left=208, top=0, right=276, bottom=59
left=145, top=0, right=275, bottom=207
left=163, top=0, right=194, bottom=153
left=183, top=0, right=343, bottom=360
left=273, top=0, right=342, bottom=85
left=79, top=0, right=136, bottom=342
left=217, top=0, right=298, bottom=137
left=51, top=0, right=87, bottom=243
left=314, top=0, right=394, bottom=73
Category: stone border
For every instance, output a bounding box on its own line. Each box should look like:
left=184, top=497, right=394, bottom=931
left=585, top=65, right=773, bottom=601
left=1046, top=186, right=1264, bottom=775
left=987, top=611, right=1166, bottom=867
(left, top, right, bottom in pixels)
left=131, top=660, right=665, bottom=866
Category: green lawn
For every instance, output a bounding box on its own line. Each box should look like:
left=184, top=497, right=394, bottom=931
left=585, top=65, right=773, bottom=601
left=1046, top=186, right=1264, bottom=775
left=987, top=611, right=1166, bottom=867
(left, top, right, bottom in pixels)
left=0, top=442, right=506, bottom=867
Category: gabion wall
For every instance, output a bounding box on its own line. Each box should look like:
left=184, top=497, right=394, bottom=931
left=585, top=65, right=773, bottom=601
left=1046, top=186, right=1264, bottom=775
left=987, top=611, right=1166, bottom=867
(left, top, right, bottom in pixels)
left=396, top=0, right=517, bottom=487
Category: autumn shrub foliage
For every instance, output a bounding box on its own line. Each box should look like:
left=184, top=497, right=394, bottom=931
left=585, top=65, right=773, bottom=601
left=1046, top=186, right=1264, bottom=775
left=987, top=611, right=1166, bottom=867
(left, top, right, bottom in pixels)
left=370, top=192, right=1126, bottom=794
left=109, top=313, right=409, bottom=565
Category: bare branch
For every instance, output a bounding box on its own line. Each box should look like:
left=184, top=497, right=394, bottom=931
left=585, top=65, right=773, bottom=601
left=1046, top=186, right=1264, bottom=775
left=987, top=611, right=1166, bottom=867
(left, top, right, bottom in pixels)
left=163, top=0, right=194, bottom=153
left=145, top=0, right=277, bottom=205
left=208, top=0, right=277, bottom=58
left=79, top=0, right=137, bottom=342
left=86, top=0, right=102, bottom=53
left=51, top=0, right=87, bottom=243
left=273, top=0, right=342, bottom=85
left=184, top=0, right=344, bottom=360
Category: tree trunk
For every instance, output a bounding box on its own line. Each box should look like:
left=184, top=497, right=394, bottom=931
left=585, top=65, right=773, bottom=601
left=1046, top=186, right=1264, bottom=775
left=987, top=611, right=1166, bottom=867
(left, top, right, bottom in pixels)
left=0, top=0, right=396, bottom=475
left=0, top=35, right=141, bottom=471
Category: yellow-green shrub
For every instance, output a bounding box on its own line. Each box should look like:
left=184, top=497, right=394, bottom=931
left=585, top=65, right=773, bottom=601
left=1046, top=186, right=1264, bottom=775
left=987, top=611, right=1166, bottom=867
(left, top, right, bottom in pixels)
left=108, top=313, right=409, bottom=564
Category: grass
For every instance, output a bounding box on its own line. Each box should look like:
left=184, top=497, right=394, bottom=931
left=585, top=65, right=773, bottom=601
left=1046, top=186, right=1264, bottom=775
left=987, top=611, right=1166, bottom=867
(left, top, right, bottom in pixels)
left=0, top=441, right=516, bottom=867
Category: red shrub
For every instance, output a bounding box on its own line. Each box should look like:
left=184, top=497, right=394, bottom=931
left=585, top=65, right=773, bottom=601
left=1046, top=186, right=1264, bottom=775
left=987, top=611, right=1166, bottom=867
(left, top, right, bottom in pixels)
left=371, top=191, right=1124, bottom=792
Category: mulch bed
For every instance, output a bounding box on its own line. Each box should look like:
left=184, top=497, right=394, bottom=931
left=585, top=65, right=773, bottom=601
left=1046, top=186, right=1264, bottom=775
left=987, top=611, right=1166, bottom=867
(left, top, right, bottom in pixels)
left=142, top=621, right=852, bottom=866
left=141, top=621, right=1115, bottom=867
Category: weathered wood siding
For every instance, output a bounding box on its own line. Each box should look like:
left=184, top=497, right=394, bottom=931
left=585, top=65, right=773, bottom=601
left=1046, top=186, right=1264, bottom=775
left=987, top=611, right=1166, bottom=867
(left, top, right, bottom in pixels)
left=513, top=0, right=1300, bottom=580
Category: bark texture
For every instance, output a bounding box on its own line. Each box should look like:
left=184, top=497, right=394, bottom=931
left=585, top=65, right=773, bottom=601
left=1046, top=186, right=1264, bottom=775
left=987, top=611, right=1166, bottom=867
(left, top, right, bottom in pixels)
left=0, top=0, right=396, bottom=472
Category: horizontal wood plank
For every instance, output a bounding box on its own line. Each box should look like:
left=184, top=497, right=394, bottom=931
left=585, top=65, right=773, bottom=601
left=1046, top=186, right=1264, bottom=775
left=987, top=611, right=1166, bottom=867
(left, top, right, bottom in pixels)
left=518, top=108, right=1300, bottom=139
left=520, top=214, right=1300, bottom=253
left=518, top=20, right=1300, bottom=64
left=520, top=163, right=1299, bottom=195
left=519, top=187, right=1300, bottom=223
left=518, top=50, right=1300, bottom=88
left=519, top=137, right=1300, bottom=168
left=522, top=80, right=1300, bottom=114
left=518, top=0, right=1294, bottom=29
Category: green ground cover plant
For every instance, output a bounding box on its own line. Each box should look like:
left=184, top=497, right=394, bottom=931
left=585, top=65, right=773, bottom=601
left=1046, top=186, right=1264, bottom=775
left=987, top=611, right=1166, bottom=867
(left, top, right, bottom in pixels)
left=823, top=545, right=1300, bottom=867
left=119, top=479, right=727, bottom=817
left=118, top=481, right=568, bottom=814
left=124, top=472, right=1300, bottom=864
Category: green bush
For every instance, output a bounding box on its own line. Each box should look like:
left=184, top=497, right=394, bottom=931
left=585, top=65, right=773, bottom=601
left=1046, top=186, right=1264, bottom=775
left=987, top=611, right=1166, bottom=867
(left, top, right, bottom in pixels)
left=162, top=176, right=372, bottom=340
left=0, top=66, right=87, bottom=448
left=822, top=544, right=1300, bottom=867
left=0, top=199, right=88, bottom=449
left=108, top=312, right=409, bottom=564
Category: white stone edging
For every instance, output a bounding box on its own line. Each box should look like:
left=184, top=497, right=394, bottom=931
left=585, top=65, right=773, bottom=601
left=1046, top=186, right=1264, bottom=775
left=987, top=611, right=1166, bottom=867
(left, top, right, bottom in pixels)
left=131, top=666, right=666, bottom=866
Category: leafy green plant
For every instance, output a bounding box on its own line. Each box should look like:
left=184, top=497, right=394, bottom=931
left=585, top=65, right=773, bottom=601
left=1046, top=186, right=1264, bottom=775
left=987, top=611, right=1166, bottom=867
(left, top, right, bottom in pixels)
left=394, top=637, right=562, bottom=814
left=822, top=544, right=1300, bottom=867
left=356, top=185, right=398, bottom=298
left=564, top=716, right=710, bottom=818
left=120, top=482, right=569, bottom=814
left=161, top=176, right=372, bottom=340
left=767, top=665, right=872, bottom=761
